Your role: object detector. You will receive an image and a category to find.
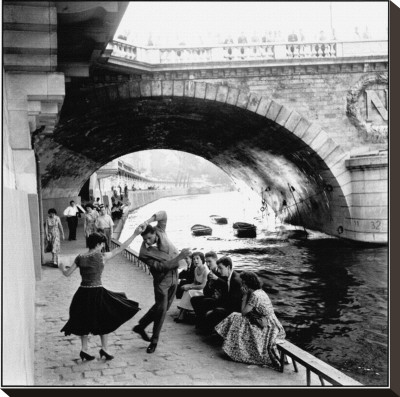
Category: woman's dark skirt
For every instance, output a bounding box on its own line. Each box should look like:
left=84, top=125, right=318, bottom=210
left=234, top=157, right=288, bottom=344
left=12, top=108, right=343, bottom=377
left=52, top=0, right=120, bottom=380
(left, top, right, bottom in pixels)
left=61, top=286, right=140, bottom=336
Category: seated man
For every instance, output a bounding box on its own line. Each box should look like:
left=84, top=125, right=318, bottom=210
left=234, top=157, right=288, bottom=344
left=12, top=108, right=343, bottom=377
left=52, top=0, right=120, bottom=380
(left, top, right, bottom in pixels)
left=176, top=254, right=195, bottom=299
left=192, top=255, right=242, bottom=334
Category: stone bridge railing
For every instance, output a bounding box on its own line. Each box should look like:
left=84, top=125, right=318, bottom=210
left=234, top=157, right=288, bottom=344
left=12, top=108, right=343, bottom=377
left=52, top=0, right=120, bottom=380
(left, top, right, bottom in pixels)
left=104, top=39, right=387, bottom=67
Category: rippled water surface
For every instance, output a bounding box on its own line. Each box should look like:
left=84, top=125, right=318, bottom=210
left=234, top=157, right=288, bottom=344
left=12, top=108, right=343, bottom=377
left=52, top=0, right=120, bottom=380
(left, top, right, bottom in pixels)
left=119, top=192, right=388, bottom=385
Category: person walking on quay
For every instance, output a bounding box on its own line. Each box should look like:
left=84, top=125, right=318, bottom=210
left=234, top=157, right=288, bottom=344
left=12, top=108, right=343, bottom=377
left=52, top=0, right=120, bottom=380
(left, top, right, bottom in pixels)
left=83, top=204, right=98, bottom=248
left=45, top=208, right=65, bottom=267
left=63, top=200, right=79, bottom=241
left=59, top=231, right=141, bottom=361
left=132, top=210, right=191, bottom=354
left=215, top=271, right=286, bottom=369
left=95, top=206, right=114, bottom=252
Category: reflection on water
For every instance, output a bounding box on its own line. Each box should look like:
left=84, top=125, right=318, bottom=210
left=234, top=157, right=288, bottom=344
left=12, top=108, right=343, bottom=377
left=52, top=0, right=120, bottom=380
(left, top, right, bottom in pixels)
left=119, top=192, right=388, bottom=386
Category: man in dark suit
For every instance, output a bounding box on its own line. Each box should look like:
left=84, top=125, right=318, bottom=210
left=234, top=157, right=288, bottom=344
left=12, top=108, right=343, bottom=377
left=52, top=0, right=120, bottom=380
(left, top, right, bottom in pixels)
left=196, top=256, right=242, bottom=334
left=131, top=211, right=190, bottom=353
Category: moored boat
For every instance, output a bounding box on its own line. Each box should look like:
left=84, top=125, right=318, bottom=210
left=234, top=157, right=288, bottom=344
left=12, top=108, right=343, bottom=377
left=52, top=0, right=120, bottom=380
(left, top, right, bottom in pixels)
left=286, top=229, right=308, bottom=240
left=232, top=222, right=257, bottom=238
left=209, top=215, right=228, bottom=225
left=191, top=224, right=213, bottom=236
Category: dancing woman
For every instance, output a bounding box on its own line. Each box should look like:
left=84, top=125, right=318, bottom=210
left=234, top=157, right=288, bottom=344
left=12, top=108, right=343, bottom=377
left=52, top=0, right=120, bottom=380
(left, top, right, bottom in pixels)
left=60, top=230, right=141, bottom=361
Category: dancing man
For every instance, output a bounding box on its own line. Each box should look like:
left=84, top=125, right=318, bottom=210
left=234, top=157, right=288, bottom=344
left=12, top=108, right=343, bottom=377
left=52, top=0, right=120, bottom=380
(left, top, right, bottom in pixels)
left=132, top=210, right=190, bottom=353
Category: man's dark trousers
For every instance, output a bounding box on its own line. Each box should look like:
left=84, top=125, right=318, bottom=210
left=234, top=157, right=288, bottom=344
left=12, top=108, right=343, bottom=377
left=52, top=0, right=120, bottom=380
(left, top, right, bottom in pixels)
left=191, top=296, right=220, bottom=328
left=138, top=274, right=177, bottom=343
left=66, top=216, right=78, bottom=240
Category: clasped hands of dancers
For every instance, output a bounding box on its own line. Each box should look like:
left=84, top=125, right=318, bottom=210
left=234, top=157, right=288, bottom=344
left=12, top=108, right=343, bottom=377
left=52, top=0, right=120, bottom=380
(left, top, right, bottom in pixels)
left=59, top=210, right=191, bottom=360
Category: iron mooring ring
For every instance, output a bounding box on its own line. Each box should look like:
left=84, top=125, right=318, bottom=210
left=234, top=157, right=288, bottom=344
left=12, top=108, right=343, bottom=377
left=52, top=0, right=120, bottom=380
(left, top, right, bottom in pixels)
left=260, top=207, right=265, bottom=212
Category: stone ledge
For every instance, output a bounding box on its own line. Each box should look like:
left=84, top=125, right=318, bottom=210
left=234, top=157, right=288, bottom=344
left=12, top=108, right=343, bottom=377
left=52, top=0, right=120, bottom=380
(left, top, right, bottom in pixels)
left=345, top=152, right=388, bottom=170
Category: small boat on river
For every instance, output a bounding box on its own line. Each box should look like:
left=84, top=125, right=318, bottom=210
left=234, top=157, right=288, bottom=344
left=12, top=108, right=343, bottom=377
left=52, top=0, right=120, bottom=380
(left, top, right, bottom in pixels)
left=191, top=224, right=213, bottom=236
left=210, top=215, right=228, bottom=225
left=286, top=229, right=308, bottom=240
left=232, top=222, right=257, bottom=238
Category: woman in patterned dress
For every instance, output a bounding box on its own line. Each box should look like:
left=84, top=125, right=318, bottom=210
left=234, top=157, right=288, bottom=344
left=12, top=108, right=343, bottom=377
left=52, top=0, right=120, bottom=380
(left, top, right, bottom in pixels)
left=83, top=204, right=98, bottom=247
left=45, top=208, right=65, bottom=266
left=215, top=271, right=285, bottom=369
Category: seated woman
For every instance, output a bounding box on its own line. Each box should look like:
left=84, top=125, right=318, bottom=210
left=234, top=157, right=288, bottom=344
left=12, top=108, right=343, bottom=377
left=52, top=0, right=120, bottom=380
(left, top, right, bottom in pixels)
left=176, top=254, right=195, bottom=299
left=215, top=271, right=286, bottom=369
left=175, top=251, right=209, bottom=323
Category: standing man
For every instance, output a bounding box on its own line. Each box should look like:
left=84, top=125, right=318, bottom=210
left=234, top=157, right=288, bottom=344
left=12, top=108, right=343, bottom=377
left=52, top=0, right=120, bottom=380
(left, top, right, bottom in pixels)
left=132, top=210, right=190, bottom=353
left=63, top=200, right=79, bottom=241
left=95, top=206, right=114, bottom=252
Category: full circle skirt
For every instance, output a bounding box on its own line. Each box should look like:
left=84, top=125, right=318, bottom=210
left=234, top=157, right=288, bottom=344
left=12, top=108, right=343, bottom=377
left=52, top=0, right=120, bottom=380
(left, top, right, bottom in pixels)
left=61, top=286, right=140, bottom=336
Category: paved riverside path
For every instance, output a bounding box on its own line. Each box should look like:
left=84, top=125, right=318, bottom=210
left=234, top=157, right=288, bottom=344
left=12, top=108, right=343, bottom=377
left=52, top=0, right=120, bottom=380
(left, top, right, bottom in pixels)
left=35, top=226, right=312, bottom=386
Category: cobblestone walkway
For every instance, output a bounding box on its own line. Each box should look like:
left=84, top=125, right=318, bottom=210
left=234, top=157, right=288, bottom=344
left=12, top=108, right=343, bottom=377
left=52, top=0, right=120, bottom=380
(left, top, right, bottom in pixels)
left=35, top=229, right=308, bottom=386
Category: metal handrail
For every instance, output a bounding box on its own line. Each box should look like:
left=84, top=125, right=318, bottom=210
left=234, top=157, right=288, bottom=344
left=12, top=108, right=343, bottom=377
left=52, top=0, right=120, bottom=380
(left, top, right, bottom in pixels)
left=110, top=239, right=151, bottom=275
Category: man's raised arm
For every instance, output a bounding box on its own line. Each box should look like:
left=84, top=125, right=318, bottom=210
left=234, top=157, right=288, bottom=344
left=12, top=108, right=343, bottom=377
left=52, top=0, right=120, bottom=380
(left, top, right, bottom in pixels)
left=143, top=248, right=191, bottom=272
left=140, top=211, right=167, bottom=233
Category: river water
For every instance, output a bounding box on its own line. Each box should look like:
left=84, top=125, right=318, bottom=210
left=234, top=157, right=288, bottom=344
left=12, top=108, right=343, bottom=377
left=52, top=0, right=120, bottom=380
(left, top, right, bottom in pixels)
left=119, top=191, right=388, bottom=386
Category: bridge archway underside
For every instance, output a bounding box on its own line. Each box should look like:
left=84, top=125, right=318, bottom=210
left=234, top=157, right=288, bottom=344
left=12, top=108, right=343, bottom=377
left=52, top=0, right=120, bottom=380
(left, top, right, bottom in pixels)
left=35, top=81, right=351, bottom=238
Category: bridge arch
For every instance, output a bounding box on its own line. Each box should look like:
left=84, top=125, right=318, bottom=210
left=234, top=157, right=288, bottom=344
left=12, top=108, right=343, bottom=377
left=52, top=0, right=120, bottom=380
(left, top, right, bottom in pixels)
left=35, top=80, right=352, bottom=238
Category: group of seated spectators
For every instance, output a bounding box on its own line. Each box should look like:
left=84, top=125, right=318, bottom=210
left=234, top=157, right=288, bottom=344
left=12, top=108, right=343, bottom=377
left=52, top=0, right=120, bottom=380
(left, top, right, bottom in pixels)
left=173, top=251, right=286, bottom=369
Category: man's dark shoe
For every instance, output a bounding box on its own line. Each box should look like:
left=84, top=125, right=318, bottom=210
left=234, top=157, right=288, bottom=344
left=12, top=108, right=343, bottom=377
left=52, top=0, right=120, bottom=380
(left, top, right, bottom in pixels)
left=146, top=342, right=157, bottom=354
left=132, top=325, right=151, bottom=342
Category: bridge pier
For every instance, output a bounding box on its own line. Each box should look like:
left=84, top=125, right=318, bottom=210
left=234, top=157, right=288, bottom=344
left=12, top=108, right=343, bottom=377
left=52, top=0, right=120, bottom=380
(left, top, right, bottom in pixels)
left=345, top=151, right=388, bottom=243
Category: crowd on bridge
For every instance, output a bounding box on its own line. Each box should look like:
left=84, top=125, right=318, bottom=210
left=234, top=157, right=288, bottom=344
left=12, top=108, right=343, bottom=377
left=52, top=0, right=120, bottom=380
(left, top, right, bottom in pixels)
left=55, top=209, right=286, bottom=369
left=118, top=25, right=381, bottom=48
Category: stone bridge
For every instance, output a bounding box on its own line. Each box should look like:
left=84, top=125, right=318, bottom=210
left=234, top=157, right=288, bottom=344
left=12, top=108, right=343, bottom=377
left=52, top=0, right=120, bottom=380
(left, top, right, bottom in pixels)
left=38, top=38, right=388, bottom=244
left=1, top=1, right=390, bottom=385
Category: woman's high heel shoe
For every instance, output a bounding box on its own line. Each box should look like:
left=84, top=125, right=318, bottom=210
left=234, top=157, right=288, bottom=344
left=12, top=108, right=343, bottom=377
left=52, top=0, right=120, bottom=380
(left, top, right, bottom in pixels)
left=99, top=348, right=114, bottom=360
left=80, top=351, right=95, bottom=361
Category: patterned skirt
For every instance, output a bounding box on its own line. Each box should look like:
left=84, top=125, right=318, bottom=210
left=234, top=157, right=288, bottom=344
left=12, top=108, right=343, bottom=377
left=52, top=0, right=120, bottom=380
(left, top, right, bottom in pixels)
left=61, top=286, right=140, bottom=336
left=215, top=312, right=285, bottom=368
